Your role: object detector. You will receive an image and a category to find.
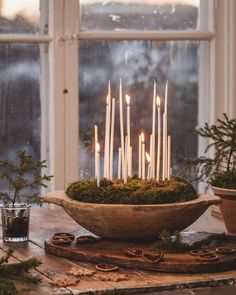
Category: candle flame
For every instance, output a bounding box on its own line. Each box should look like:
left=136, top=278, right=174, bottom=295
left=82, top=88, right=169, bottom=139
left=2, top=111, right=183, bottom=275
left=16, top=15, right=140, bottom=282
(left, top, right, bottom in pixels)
left=125, top=94, right=130, bottom=105
left=156, top=96, right=160, bottom=107
left=96, top=143, right=100, bottom=152
left=146, top=152, right=150, bottom=163
left=141, top=132, right=145, bottom=142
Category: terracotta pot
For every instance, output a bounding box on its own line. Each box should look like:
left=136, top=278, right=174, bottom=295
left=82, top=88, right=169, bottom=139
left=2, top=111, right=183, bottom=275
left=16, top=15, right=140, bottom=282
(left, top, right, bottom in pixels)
left=211, top=186, right=236, bottom=235
left=44, top=191, right=221, bottom=240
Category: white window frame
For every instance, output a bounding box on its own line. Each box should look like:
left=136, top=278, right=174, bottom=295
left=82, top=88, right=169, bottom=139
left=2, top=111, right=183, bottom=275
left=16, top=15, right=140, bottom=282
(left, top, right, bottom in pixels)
left=0, top=0, right=235, bottom=190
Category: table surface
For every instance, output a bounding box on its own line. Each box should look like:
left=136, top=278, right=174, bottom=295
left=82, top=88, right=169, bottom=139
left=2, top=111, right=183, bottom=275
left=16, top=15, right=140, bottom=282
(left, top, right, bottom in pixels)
left=1, top=205, right=236, bottom=295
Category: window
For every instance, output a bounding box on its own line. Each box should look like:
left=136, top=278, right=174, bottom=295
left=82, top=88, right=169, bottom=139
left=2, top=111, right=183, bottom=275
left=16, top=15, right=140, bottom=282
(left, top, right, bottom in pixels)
left=78, top=0, right=211, bottom=184
left=0, top=1, right=49, bottom=177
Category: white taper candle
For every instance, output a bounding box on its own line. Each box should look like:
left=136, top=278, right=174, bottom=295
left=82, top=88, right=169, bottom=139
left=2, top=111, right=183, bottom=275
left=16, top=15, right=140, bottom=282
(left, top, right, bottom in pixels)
left=167, top=133, right=171, bottom=180
left=109, top=98, right=115, bottom=180
left=156, top=96, right=161, bottom=181
left=141, top=133, right=145, bottom=180
left=118, top=147, right=122, bottom=179
left=162, top=114, right=166, bottom=179
left=119, top=79, right=127, bottom=182
left=138, top=134, right=142, bottom=178
left=96, top=143, right=100, bottom=187
left=125, top=136, right=128, bottom=183
left=104, top=90, right=111, bottom=178
left=125, top=94, right=131, bottom=177
left=151, top=79, right=156, bottom=178
left=94, top=125, right=98, bottom=177
left=146, top=152, right=151, bottom=180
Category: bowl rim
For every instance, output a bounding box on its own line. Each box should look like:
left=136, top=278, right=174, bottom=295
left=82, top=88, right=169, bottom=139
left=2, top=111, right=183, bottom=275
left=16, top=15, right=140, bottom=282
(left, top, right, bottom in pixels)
left=211, top=185, right=236, bottom=194
left=47, top=190, right=221, bottom=208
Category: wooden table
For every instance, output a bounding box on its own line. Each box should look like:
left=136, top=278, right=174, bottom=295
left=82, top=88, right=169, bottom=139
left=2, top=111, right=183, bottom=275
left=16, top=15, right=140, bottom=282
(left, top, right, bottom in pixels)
left=1, top=206, right=236, bottom=295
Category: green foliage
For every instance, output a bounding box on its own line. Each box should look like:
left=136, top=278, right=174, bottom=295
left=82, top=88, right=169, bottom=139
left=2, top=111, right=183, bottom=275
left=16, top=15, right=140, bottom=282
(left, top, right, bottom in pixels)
left=180, top=113, right=236, bottom=187
left=153, top=230, right=227, bottom=251
left=66, top=176, right=197, bottom=204
left=210, top=170, right=236, bottom=189
left=0, top=249, right=41, bottom=294
left=0, top=150, right=53, bottom=207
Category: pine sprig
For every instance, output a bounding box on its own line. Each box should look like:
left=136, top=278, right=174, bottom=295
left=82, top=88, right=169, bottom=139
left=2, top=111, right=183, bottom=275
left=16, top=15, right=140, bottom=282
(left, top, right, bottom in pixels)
left=180, top=113, right=236, bottom=184
left=0, top=249, right=42, bottom=294
left=0, top=150, right=53, bottom=207
left=153, top=230, right=227, bottom=251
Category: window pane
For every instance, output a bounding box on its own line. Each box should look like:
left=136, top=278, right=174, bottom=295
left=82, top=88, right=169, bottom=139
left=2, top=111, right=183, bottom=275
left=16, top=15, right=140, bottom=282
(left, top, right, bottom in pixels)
left=80, top=0, right=200, bottom=31
left=0, top=0, right=40, bottom=34
left=0, top=44, right=47, bottom=162
left=79, top=40, right=204, bottom=182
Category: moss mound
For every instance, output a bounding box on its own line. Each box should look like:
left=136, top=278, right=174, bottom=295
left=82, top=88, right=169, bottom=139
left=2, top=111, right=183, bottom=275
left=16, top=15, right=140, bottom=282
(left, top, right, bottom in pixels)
left=210, top=170, right=236, bottom=189
left=65, top=176, right=198, bottom=205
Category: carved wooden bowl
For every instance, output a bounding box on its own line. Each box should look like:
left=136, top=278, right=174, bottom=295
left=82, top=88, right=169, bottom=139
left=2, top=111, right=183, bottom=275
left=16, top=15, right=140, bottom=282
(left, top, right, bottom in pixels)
left=44, top=191, right=221, bottom=240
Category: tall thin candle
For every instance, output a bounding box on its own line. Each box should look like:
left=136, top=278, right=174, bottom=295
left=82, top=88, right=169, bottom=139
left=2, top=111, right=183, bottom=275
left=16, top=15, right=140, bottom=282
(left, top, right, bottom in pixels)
left=141, top=133, right=145, bottom=180
left=125, top=94, right=131, bottom=177
left=125, top=136, right=128, bottom=183
left=109, top=97, right=115, bottom=180
left=119, top=79, right=127, bottom=182
left=138, top=134, right=142, bottom=178
left=151, top=79, right=156, bottom=178
left=164, top=81, right=168, bottom=179
left=167, top=133, right=171, bottom=180
left=118, top=147, right=122, bottom=179
left=162, top=113, right=166, bottom=179
left=104, top=83, right=111, bottom=178
left=94, top=125, right=98, bottom=177
left=156, top=96, right=161, bottom=181
left=146, top=152, right=151, bottom=180
left=96, top=143, right=100, bottom=187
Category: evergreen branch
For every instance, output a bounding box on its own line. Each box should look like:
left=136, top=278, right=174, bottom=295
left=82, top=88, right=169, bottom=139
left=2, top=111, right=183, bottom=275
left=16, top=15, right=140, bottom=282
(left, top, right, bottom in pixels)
left=0, top=277, right=19, bottom=295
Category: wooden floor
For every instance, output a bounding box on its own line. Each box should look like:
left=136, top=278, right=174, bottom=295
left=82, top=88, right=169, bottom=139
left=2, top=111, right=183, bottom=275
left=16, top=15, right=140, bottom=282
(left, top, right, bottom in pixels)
left=1, top=206, right=236, bottom=294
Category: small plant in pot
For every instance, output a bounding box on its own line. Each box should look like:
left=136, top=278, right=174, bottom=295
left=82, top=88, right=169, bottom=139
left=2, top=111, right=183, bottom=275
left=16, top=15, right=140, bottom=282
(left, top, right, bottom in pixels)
left=181, top=113, right=236, bottom=234
left=0, top=150, right=52, bottom=243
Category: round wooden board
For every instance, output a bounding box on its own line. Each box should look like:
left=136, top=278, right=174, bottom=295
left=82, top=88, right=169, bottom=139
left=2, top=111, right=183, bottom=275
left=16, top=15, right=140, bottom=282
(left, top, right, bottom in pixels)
left=45, top=237, right=236, bottom=274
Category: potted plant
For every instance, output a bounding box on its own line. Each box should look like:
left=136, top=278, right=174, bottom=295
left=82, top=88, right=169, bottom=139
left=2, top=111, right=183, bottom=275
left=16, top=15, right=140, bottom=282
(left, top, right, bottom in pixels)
left=0, top=150, right=52, bottom=243
left=181, top=113, right=236, bottom=234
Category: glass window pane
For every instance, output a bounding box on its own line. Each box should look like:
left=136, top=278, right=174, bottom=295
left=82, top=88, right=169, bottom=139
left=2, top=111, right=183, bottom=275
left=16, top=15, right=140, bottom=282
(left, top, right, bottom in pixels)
left=0, top=0, right=40, bottom=34
left=79, top=40, right=204, bottom=182
left=80, top=0, right=200, bottom=31
left=0, top=44, right=48, bottom=163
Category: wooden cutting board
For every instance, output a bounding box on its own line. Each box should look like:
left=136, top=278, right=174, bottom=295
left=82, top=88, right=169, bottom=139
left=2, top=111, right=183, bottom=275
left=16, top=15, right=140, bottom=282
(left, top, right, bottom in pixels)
left=45, top=233, right=236, bottom=274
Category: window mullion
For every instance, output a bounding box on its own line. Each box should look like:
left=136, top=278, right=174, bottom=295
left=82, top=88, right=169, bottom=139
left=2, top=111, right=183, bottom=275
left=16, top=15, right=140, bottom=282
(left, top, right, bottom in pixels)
left=64, top=0, right=79, bottom=185
left=0, top=34, right=52, bottom=43
left=78, top=30, right=215, bottom=41
left=48, top=0, right=66, bottom=189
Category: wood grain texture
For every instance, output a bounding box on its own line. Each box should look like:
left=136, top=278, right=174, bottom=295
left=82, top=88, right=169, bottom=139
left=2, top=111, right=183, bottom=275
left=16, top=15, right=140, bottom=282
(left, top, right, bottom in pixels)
left=44, top=191, right=221, bottom=240
left=1, top=207, right=236, bottom=295
left=45, top=237, right=236, bottom=274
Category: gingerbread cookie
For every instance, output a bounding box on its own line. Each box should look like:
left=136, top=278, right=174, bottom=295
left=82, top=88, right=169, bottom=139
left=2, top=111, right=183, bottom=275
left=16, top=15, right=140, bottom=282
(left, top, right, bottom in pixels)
left=50, top=277, right=79, bottom=287
left=95, top=273, right=128, bottom=282
left=66, top=266, right=96, bottom=277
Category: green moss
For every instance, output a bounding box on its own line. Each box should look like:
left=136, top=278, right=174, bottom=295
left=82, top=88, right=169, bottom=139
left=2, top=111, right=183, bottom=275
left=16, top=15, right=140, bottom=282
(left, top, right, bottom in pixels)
left=210, top=170, right=236, bottom=189
left=65, top=176, right=198, bottom=205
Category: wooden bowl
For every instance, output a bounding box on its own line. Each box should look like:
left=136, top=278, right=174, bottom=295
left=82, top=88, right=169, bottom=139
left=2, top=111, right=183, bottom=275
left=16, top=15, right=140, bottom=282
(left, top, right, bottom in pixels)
left=44, top=191, right=221, bottom=240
